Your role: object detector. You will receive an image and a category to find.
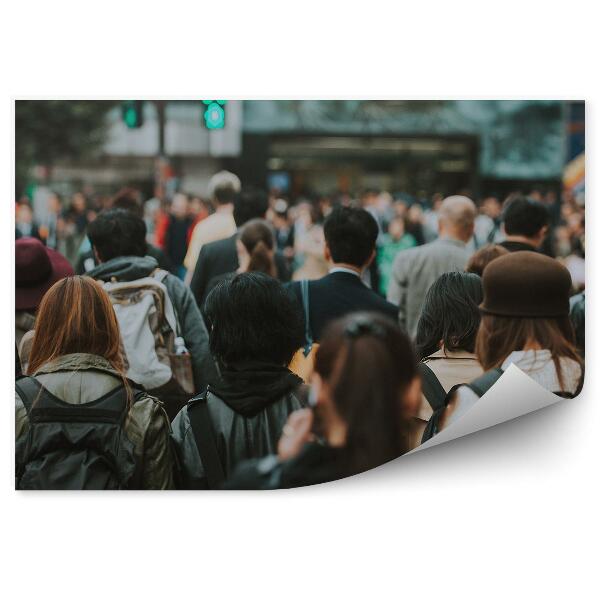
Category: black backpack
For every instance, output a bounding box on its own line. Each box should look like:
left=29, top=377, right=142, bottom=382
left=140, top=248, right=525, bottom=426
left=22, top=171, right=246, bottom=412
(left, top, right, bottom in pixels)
left=420, top=366, right=505, bottom=444
left=420, top=365, right=584, bottom=444
left=15, top=376, right=145, bottom=490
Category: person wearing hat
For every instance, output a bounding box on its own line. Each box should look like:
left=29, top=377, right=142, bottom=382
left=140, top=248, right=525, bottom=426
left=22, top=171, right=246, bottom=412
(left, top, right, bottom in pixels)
left=15, top=237, right=74, bottom=368
left=428, top=251, right=584, bottom=438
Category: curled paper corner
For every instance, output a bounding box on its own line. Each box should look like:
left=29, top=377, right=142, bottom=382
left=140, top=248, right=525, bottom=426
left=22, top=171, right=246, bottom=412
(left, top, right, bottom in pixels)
left=409, top=364, right=575, bottom=455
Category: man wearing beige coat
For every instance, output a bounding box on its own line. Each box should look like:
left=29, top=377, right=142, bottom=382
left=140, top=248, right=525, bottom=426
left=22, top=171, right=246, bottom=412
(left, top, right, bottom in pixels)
left=387, top=195, right=476, bottom=338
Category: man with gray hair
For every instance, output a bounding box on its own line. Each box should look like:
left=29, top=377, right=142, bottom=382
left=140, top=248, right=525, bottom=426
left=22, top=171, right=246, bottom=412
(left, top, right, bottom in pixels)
left=387, top=195, right=476, bottom=338
left=184, top=170, right=241, bottom=281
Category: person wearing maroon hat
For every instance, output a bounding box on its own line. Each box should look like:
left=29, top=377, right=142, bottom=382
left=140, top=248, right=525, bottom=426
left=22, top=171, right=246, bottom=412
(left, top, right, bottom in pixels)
left=422, top=251, right=584, bottom=442
left=15, top=237, right=74, bottom=364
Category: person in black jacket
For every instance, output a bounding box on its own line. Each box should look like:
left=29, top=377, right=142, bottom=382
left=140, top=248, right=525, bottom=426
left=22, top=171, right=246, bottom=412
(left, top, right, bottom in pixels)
left=189, top=189, right=290, bottom=310
left=288, top=206, right=398, bottom=345
left=171, top=272, right=306, bottom=489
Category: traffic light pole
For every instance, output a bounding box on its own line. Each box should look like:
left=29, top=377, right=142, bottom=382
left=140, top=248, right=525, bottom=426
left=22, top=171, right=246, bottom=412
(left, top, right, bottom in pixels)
left=153, top=100, right=168, bottom=200
left=156, top=100, right=166, bottom=156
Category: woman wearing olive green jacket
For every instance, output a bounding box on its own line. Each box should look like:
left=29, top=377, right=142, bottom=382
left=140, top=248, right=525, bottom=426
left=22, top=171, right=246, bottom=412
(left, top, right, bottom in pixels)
left=15, top=276, right=174, bottom=490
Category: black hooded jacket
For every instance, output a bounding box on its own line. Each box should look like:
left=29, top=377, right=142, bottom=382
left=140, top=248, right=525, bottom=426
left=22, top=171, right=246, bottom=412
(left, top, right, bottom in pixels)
left=171, top=363, right=306, bottom=489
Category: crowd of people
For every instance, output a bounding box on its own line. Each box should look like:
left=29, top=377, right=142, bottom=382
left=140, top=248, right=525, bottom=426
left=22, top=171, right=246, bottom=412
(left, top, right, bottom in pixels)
left=14, top=171, right=585, bottom=489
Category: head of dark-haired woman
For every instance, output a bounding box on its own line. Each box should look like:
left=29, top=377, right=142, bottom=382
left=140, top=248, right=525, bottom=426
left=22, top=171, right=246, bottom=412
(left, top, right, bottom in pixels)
left=204, top=272, right=304, bottom=369
left=415, top=271, right=483, bottom=361
left=312, top=312, right=420, bottom=474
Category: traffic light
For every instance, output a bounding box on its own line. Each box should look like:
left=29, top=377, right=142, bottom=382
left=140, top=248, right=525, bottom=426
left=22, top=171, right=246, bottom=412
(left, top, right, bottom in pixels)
left=202, top=100, right=226, bottom=129
left=122, top=100, right=144, bottom=129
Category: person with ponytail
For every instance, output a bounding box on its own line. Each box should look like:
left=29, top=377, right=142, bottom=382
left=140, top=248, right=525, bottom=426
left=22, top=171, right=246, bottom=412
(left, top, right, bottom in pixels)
left=202, top=219, right=278, bottom=303
left=15, top=276, right=173, bottom=489
left=225, top=312, right=421, bottom=489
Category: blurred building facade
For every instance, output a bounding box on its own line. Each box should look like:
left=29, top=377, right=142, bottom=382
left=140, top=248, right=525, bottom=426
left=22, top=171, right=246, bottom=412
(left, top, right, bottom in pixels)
left=45, top=100, right=580, bottom=201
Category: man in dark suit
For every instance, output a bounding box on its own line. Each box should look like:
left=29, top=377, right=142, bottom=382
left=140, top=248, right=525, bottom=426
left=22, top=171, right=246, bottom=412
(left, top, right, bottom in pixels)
left=288, top=206, right=398, bottom=344
left=190, top=189, right=290, bottom=309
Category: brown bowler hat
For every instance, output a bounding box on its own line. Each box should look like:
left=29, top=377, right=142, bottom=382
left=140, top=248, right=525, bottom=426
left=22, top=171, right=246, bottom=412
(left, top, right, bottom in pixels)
left=15, top=237, right=74, bottom=311
left=479, top=251, right=572, bottom=318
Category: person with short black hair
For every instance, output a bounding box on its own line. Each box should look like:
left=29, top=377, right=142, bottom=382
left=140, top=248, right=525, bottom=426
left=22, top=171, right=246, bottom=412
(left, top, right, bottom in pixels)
left=499, top=195, right=550, bottom=252
left=76, top=191, right=173, bottom=274
left=87, top=209, right=218, bottom=404
left=171, top=272, right=306, bottom=489
left=288, top=206, right=398, bottom=346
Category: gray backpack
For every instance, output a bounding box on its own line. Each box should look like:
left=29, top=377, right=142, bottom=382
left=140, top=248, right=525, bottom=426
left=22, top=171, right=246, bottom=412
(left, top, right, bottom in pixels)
left=102, top=270, right=194, bottom=419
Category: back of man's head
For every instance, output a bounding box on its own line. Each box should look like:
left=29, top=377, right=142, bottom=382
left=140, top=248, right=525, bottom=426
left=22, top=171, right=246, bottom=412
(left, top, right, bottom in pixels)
left=208, top=170, right=241, bottom=206
left=323, top=206, right=378, bottom=268
left=88, top=208, right=147, bottom=263
left=234, top=188, right=269, bottom=227
left=502, top=196, right=549, bottom=239
left=438, top=195, right=477, bottom=241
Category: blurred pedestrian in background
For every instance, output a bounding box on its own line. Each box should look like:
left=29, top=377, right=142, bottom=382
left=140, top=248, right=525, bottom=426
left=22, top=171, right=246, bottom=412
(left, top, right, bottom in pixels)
left=15, top=202, right=41, bottom=240
left=184, top=170, right=240, bottom=281
left=61, top=192, right=90, bottom=265
left=474, top=195, right=503, bottom=246
left=164, top=192, right=193, bottom=280
left=376, top=216, right=417, bottom=296
left=292, top=201, right=328, bottom=281
left=388, top=195, right=476, bottom=338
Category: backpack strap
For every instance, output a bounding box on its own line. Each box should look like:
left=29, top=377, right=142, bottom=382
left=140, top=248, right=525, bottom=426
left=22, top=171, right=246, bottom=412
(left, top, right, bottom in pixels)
left=15, top=376, right=43, bottom=415
left=300, top=280, right=313, bottom=357
left=152, top=268, right=169, bottom=284
left=466, top=368, right=504, bottom=398
left=418, top=363, right=447, bottom=411
left=553, top=365, right=585, bottom=399
left=187, top=392, right=225, bottom=489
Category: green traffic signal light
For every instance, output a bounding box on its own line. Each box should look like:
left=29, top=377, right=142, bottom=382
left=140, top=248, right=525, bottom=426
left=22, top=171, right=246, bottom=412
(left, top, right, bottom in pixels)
left=202, top=100, right=226, bottom=129
left=122, top=100, right=144, bottom=129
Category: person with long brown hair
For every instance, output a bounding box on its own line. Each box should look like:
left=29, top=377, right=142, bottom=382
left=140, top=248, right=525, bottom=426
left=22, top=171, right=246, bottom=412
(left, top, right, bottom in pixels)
left=426, top=252, right=584, bottom=439
left=225, top=312, right=421, bottom=489
left=15, top=276, right=173, bottom=489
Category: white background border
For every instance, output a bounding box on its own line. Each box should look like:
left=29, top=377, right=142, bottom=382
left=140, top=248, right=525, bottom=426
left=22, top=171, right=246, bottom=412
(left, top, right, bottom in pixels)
left=1, top=2, right=598, bottom=598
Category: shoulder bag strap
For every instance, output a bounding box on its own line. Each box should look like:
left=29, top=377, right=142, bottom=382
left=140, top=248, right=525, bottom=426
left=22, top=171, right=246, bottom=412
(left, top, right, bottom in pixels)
left=466, top=367, right=504, bottom=398
left=300, top=280, right=313, bottom=357
left=418, top=362, right=447, bottom=411
left=15, top=376, right=43, bottom=415
left=187, top=393, right=225, bottom=489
